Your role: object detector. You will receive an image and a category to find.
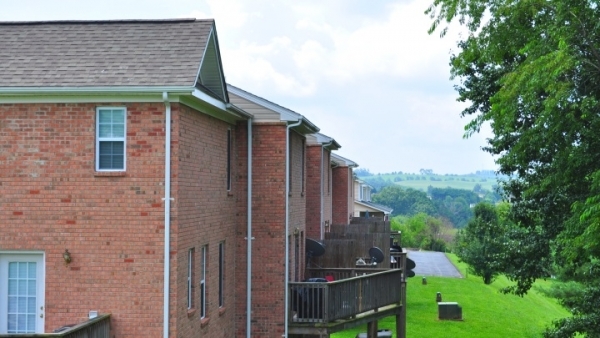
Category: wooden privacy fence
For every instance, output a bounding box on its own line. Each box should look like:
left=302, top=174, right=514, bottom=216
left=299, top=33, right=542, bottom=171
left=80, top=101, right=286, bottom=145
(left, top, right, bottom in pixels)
left=313, top=218, right=394, bottom=269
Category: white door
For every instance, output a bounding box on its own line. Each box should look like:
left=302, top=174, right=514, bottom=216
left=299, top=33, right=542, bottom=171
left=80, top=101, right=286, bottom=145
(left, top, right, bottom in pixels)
left=0, top=253, right=45, bottom=334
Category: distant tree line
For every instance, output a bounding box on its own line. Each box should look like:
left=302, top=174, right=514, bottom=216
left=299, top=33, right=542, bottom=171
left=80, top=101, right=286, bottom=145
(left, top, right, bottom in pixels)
left=372, top=185, right=479, bottom=228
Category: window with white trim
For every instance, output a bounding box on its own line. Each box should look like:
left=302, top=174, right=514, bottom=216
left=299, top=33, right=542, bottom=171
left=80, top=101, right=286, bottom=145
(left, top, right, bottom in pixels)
left=96, top=107, right=126, bottom=171
left=227, top=128, right=232, bottom=191
left=200, top=245, right=207, bottom=318
left=187, top=248, right=195, bottom=310
left=218, top=242, right=224, bottom=307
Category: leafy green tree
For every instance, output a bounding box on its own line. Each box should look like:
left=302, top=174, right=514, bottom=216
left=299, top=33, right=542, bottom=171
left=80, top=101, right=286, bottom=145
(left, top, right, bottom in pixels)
left=373, top=185, right=436, bottom=216
left=392, top=213, right=455, bottom=251
left=456, top=202, right=506, bottom=284
left=428, top=0, right=600, bottom=335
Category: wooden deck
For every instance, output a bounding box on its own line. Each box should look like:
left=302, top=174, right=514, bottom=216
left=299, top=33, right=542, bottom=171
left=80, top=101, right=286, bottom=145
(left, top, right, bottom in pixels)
left=0, top=314, right=110, bottom=337
left=289, top=252, right=407, bottom=337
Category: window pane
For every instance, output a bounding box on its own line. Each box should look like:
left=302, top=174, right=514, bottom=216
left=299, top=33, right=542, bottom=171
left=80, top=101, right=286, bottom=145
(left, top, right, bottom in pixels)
left=18, top=262, right=27, bottom=278
left=8, top=280, right=17, bottom=294
left=17, top=314, right=25, bottom=331
left=7, top=314, right=16, bottom=332
left=18, top=297, right=27, bottom=313
left=28, top=280, right=36, bottom=295
left=98, top=110, right=112, bottom=123
left=28, top=297, right=36, bottom=313
left=9, top=262, right=17, bottom=276
left=112, top=123, right=125, bottom=137
left=18, top=280, right=27, bottom=295
left=99, top=141, right=125, bottom=170
left=27, top=315, right=35, bottom=332
left=98, top=124, right=112, bottom=138
left=112, top=109, right=124, bottom=121
left=8, top=297, right=17, bottom=312
left=28, top=263, right=36, bottom=279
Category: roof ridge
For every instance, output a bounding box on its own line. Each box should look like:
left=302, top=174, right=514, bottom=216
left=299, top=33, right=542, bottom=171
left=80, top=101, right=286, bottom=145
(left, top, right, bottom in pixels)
left=0, top=18, right=209, bottom=25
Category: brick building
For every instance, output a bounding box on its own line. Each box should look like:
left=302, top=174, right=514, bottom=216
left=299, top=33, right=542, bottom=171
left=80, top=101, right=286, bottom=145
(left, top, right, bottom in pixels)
left=305, top=133, right=340, bottom=240
left=0, top=18, right=371, bottom=338
left=331, top=153, right=358, bottom=225
left=227, top=84, right=321, bottom=337
left=0, top=19, right=250, bottom=337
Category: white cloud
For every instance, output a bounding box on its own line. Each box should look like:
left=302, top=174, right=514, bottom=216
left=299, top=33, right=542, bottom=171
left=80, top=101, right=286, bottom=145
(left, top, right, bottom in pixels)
left=1, top=0, right=496, bottom=174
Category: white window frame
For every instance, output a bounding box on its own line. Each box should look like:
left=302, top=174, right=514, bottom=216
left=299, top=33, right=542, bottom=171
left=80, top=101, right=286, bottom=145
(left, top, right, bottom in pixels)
left=96, top=107, right=126, bottom=171
left=200, top=245, right=207, bottom=318
left=218, top=242, right=224, bottom=308
left=227, top=128, right=232, bottom=191
left=187, top=248, right=194, bottom=310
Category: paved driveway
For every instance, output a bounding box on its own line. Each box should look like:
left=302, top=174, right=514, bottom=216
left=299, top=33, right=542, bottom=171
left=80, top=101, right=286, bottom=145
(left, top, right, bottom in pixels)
left=407, top=251, right=462, bottom=278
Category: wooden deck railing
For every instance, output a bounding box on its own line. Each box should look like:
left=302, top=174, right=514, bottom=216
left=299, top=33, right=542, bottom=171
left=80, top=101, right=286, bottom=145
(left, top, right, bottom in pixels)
left=0, top=314, right=110, bottom=338
left=289, top=269, right=403, bottom=324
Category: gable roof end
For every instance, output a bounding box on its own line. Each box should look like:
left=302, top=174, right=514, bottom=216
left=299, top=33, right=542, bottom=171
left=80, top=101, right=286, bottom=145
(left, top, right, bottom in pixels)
left=195, top=22, right=229, bottom=103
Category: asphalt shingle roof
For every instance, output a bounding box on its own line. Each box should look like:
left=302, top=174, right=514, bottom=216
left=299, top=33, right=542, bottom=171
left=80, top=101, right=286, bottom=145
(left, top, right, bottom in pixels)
left=0, top=19, right=213, bottom=87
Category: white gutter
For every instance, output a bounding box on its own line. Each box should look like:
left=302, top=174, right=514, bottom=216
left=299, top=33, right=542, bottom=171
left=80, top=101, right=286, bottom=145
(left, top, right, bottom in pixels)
left=0, top=86, right=195, bottom=94
left=162, top=92, right=172, bottom=338
left=284, top=119, right=302, bottom=338
left=246, top=118, right=254, bottom=338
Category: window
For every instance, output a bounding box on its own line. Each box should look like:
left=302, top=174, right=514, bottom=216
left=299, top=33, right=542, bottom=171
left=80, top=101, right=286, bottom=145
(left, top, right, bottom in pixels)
left=200, top=245, right=207, bottom=318
left=301, top=139, right=305, bottom=193
left=218, top=242, right=224, bottom=307
left=227, top=128, right=232, bottom=191
left=96, top=108, right=126, bottom=171
left=288, top=131, right=293, bottom=193
left=187, top=248, right=195, bottom=310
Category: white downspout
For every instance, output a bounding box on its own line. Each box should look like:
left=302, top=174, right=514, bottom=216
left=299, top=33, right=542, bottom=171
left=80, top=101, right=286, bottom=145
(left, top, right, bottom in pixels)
left=284, top=119, right=302, bottom=338
left=162, top=92, right=172, bottom=338
left=246, top=118, right=253, bottom=338
left=320, top=142, right=333, bottom=240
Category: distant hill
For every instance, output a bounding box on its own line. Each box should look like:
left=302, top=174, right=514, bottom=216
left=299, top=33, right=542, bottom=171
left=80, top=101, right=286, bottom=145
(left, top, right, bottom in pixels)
left=356, top=170, right=501, bottom=194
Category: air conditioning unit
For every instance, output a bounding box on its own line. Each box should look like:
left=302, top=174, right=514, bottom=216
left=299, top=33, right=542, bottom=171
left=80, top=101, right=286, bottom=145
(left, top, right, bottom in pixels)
left=438, top=302, right=462, bottom=320
left=356, top=329, right=393, bottom=338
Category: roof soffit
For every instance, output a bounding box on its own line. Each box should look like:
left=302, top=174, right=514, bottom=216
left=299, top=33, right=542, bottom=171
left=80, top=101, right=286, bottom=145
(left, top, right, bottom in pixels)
left=227, top=84, right=319, bottom=134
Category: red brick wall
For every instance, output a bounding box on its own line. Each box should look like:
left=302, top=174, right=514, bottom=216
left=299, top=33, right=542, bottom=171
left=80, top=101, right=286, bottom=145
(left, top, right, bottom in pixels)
left=0, top=102, right=166, bottom=337
left=332, top=166, right=353, bottom=225
left=234, top=121, right=249, bottom=338
left=0, top=102, right=239, bottom=338
left=322, top=150, right=332, bottom=233
left=233, top=124, right=307, bottom=337
left=288, top=130, right=306, bottom=282
left=171, top=104, right=238, bottom=338
left=242, top=123, right=288, bottom=337
left=305, top=145, right=322, bottom=240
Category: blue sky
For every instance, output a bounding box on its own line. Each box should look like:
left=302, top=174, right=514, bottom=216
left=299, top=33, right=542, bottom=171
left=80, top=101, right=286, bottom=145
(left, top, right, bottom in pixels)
left=2, top=0, right=497, bottom=174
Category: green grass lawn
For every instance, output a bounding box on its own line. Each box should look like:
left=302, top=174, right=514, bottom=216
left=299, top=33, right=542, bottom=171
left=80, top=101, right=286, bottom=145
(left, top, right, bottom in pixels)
left=332, top=254, right=570, bottom=338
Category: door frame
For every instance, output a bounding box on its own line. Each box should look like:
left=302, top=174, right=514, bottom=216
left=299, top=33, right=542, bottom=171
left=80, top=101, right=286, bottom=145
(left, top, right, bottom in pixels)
left=0, top=251, right=45, bottom=334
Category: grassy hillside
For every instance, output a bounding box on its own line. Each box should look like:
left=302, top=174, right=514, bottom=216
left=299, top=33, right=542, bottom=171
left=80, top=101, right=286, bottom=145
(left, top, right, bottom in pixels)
left=332, top=254, right=570, bottom=338
left=360, top=173, right=499, bottom=193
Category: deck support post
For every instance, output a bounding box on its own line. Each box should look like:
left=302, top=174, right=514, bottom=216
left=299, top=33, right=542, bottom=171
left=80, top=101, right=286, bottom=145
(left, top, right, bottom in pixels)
left=367, top=320, right=378, bottom=338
